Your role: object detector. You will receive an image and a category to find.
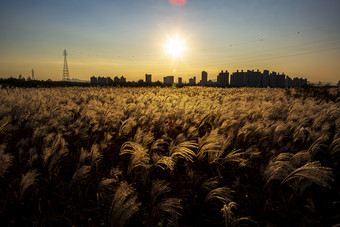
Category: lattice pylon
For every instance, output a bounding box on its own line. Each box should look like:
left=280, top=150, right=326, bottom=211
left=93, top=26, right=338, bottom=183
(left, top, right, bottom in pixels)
left=63, top=49, right=70, bottom=81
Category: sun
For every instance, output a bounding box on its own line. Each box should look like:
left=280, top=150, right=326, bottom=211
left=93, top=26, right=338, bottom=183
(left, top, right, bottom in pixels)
left=164, top=35, right=187, bottom=59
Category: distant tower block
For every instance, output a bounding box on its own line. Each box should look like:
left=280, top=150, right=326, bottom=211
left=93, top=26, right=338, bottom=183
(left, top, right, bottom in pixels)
left=62, top=49, right=70, bottom=81
left=31, top=69, right=35, bottom=80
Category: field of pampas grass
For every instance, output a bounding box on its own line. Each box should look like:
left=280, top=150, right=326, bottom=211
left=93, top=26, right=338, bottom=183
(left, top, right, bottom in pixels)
left=0, top=87, right=339, bottom=226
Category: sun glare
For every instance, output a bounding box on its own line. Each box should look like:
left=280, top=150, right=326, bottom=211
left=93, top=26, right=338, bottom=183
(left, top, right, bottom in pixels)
left=169, top=0, right=186, bottom=6
left=165, top=35, right=187, bottom=59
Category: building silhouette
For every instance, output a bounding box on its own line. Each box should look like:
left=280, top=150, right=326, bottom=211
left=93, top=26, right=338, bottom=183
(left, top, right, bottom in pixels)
left=262, top=70, right=270, bottom=87
left=178, top=77, right=183, bottom=85
left=286, top=76, right=293, bottom=87
left=189, top=76, right=196, bottom=85
left=230, top=69, right=307, bottom=88
left=90, top=75, right=126, bottom=85
left=107, top=77, right=113, bottom=84
left=230, top=70, right=244, bottom=87
left=90, top=76, right=97, bottom=84
left=97, top=76, right=107, bottom=85
left=200, top=71, right=208, bottom=85
left=114, top=76, right=120, bottom=83
left=89, top=69, right=307, bottom=87
left=163, top=76, right=174, bottom=84
left=145, top=74, right=152, bottom=83
left=217, top=70, right=229, bottom=87
left=120, top=76, right=126, bottom=83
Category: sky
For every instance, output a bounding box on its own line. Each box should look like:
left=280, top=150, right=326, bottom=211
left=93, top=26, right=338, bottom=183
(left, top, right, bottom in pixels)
left=0, top=0, right=340, bottom=83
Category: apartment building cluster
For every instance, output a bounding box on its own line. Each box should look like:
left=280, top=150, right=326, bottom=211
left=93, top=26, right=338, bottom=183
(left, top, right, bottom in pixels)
left=90, top=69, right=308, bottom=87
left=229, top=69, right=307, bottom=87
left=90, top=76, right=126, bottom=85
left=162, top=69, right=307, bottom=87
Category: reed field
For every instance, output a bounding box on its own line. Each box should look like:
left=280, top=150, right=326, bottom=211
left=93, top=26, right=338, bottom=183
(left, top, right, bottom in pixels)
left=0, top=87, right=339, bottom=226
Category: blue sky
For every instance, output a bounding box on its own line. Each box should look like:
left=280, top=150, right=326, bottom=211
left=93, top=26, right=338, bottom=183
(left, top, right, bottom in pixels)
left=1, top=0, right=339, bottom=82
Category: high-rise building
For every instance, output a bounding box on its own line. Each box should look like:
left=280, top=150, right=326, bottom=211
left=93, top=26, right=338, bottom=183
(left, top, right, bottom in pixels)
left=90, top=76, right=97, bottom=84
left=244, top=70, right=261, bottom=87
left=107, top=77, right=113, bottom=84
left=189, top=76, right=196, bottom=85
left=178, top=77, right=183, bottom=84
left=269, top=71, right=277, bottom=87
left=120, top=76, right=126, bottom=83
left=285, top=76, right=292, bottom=87
left=217, top=70, right=229, bottom=86
left=114, top=76, right=120, bottom=83
left=98, top=76, right=107, bottom=85
left=230, top=70, right=244, bottom=87
left=201, top=71, right=208, bottom=85
left=253, top=69, right=262, bottom=87
left=163, top=76, right=174, bottom=84
left=277, top=73, right=285, bottom=88
left=261, top=70, right=270, bottom=87
left=145, top=74, right=152, bottom=83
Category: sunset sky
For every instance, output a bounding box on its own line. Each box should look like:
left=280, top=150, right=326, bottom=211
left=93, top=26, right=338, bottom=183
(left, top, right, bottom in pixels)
left=1, top=0, right=339, bottom=83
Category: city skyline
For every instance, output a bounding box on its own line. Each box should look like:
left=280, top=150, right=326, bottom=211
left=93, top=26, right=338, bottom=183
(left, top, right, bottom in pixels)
left=89, top=68, right=307, bottom=88
left=1, top=0, right=340, bottom=83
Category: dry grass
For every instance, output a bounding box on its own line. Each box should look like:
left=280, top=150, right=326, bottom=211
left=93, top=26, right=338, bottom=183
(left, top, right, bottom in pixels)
left=0, top=86, right=338, bottom=226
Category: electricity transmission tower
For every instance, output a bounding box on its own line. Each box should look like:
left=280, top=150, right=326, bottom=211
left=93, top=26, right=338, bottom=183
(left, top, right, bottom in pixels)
left=62, top=49, right=70, bottom=81
left=31, top=69, right=35, bottom=80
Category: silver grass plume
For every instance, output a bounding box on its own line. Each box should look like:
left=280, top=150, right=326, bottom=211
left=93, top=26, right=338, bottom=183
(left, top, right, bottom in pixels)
left=108, top=181, right=140, bottom=227
left=72, top=165, right=91, bottom=184
left=221, top=202, right=256, bottom=227
left=42, top=147, right=53, bottom=167
left=221, top=149, right=245, bottom=165
left=197, top=129, right=224, bottom=164
left=98, top=178, right=117, bottom=191
left=151, top=152, right=162, bottom=163
left=205, top=187, right=234, bottom=204
left=264, top=153, right=294, bottom=186
left=0, top=117, right=10, bottom=132
left=43, top=133, right=69, bottom=174
left=98, top=168, right=123, bottom=199
left=20, top=169, right=40, bottom=197
left=133, top=128, right=154, bottom=148
left=0, top=144, right=14, bottom=178
left=330, top=137, right=340, bottom=155
left=291, top=151, right=311, bottom=167
left=109, top=167, right=123, bottom=179
left=79, top=147, right=91, bottom=166
left=118, top=118, right=137, bottom=137
left=155, top=156, right=176, bottom=171
left=293, top=126, right=310, bottom=145
left=120, top=141, right=150, bottom=174
left=78, top=144, right=102, bottom=167
left=169, top=140, right=198, bottom=163
left=221, top=201, right=237, bottom=227
left=282, top=161, right=333, bottom=189
left=48, top=147, right=69, bottom=176
left=308, top=134, right=330, bottom=157
left=98, top=167, right=123, bottom=195
left=98, top=178, right=117, bottom=200
left=158, top=198, right=182, bottom=227
left=90, top=143, right=103, bottom=167
left=151, top=180, right=170, bottom=205
left=201, top=177, right=219, bottom=191
left=150, top=138, right=167, bottom=152
left=28, top=149, right=39, bottom=168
